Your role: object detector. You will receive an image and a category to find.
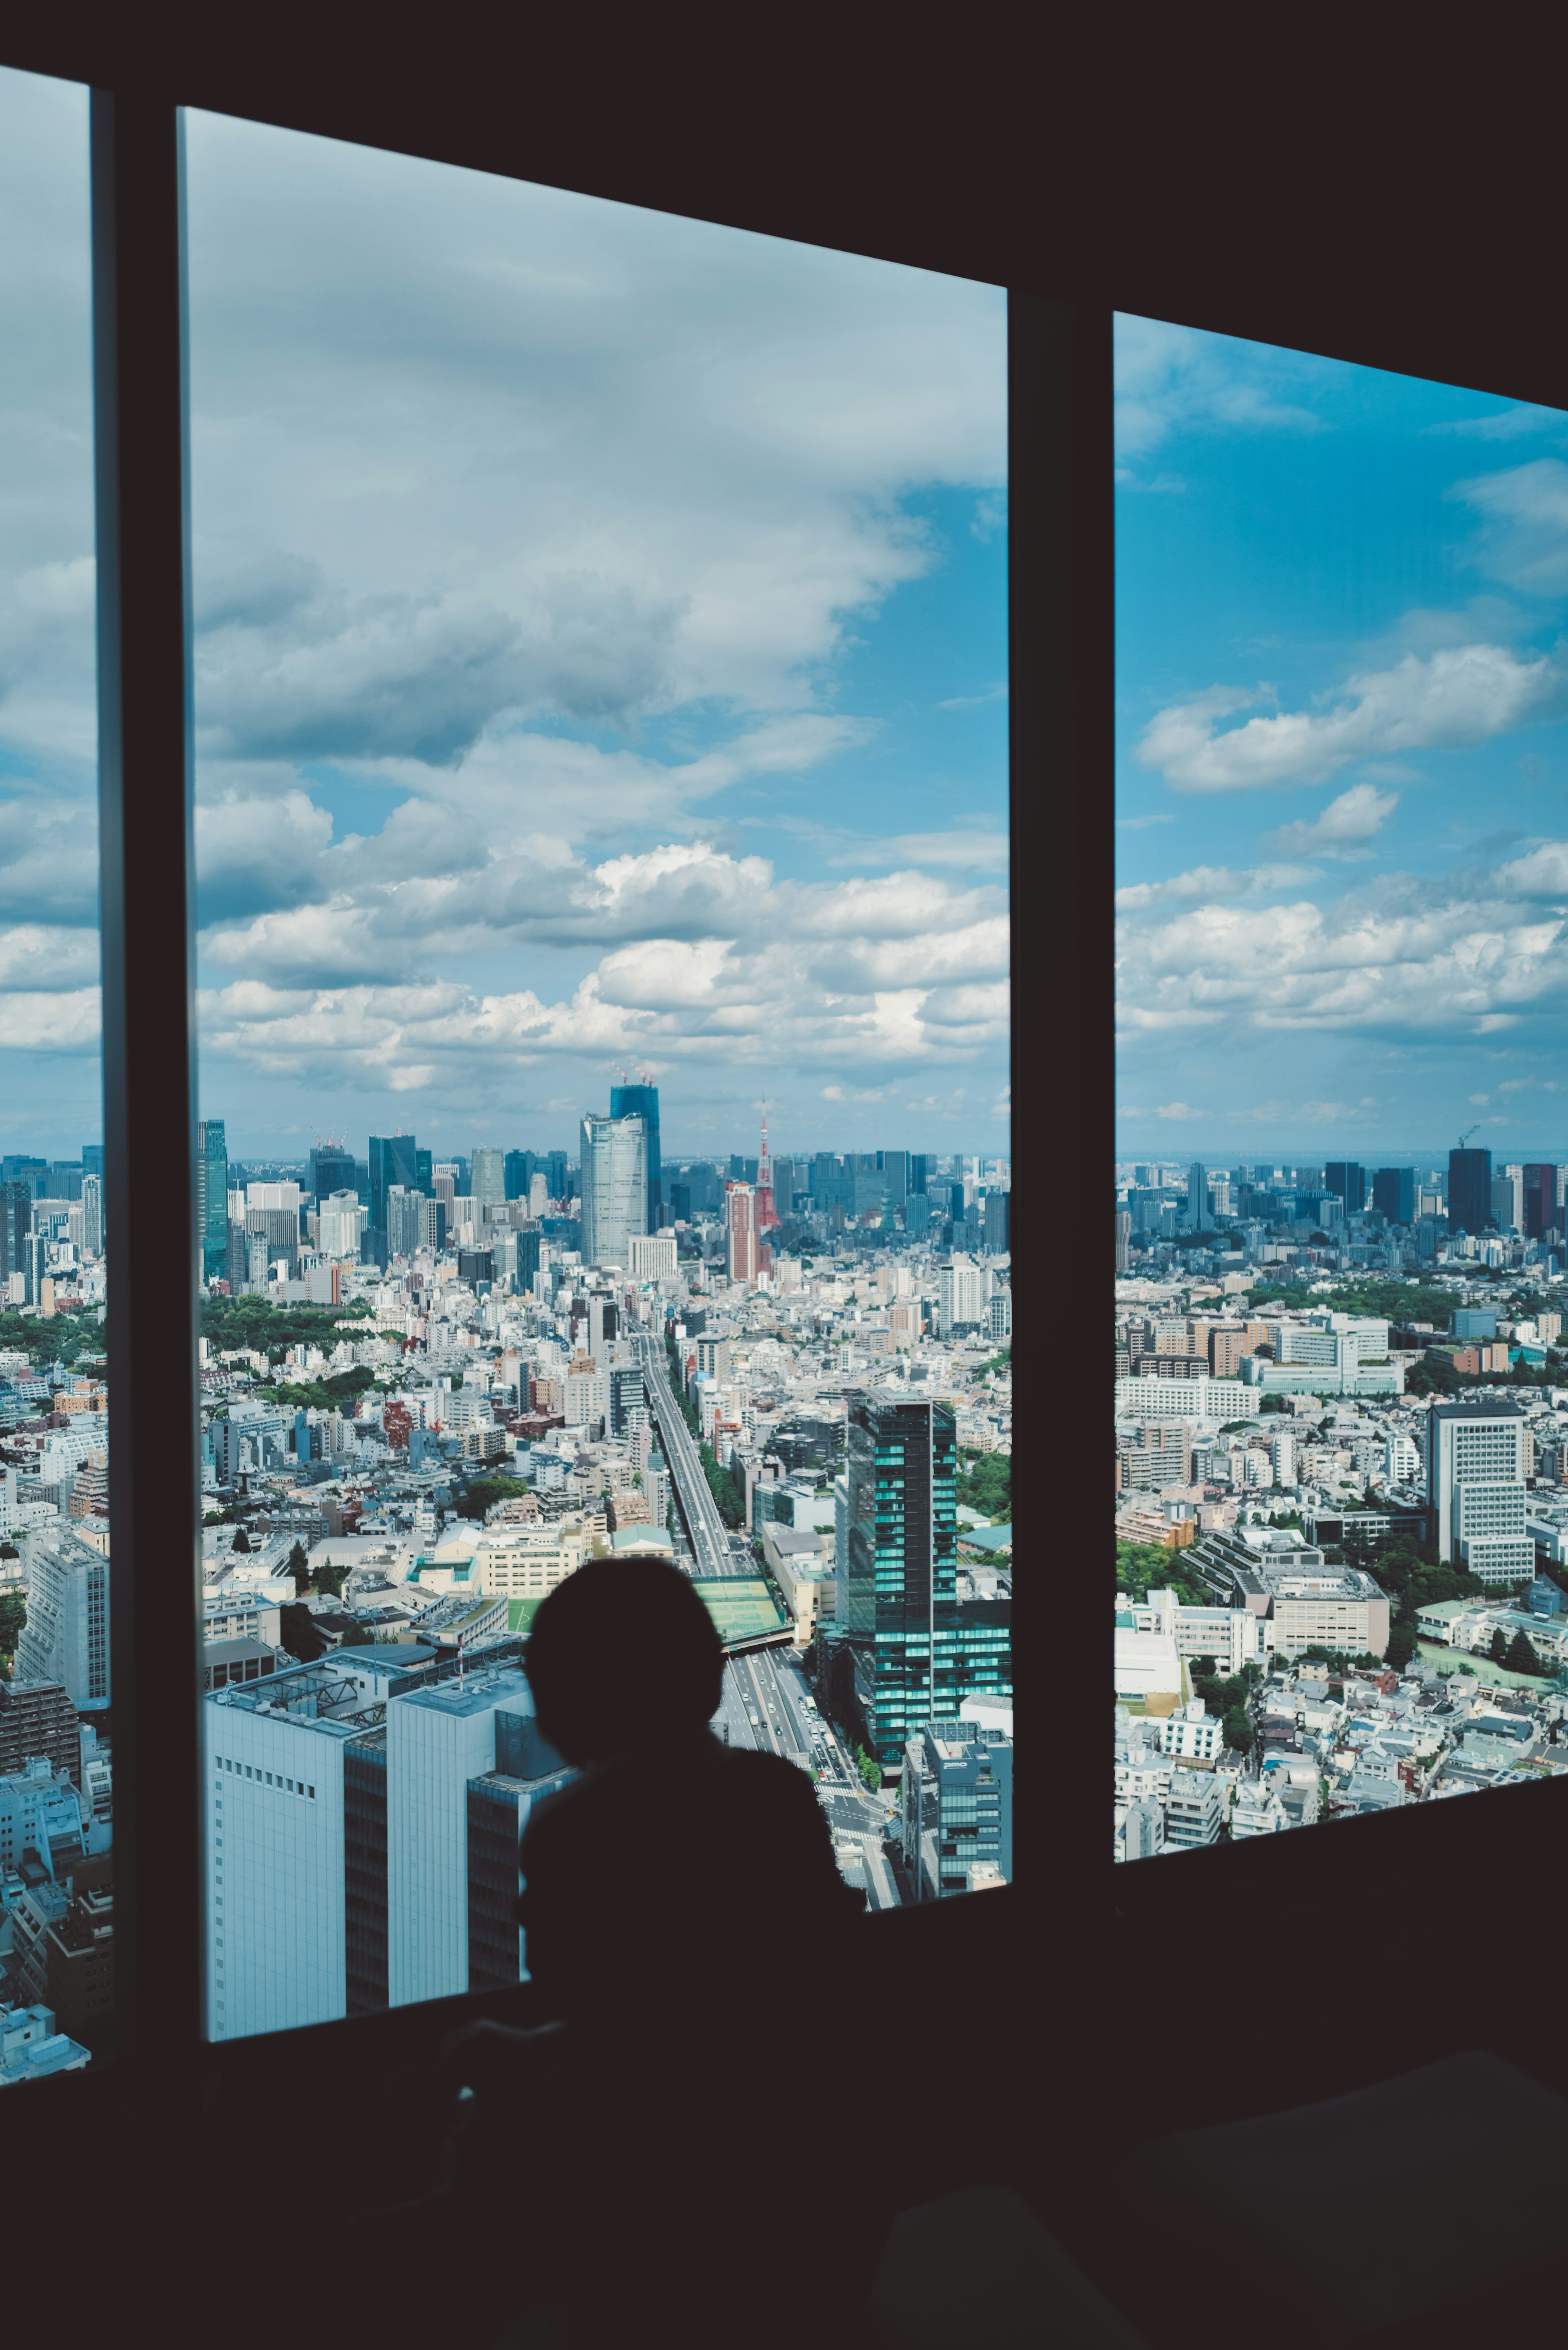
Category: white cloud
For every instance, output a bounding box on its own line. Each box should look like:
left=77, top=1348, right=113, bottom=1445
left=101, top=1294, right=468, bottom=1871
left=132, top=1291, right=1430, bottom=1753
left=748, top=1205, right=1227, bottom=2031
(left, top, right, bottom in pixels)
left=1265, top=783, right=1399, bottom=856
left=1114, top=314, right=1326, bottom=465
left=1452, top=459, right=1568, bottom=594
left=1427, top=406, right=1561, bottom=442
left=1139, top=644, right=1564, bottom=792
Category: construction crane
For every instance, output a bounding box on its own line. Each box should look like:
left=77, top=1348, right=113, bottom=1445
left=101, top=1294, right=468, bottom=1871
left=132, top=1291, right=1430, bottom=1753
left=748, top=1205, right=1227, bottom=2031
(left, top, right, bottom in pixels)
left=1457, top=1124, right=1480, bottom=1148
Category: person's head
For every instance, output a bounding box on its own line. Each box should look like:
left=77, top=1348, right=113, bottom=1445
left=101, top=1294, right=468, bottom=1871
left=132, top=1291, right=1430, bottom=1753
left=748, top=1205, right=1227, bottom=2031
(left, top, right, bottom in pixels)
left=525, top=1555, right=724, bottom=1764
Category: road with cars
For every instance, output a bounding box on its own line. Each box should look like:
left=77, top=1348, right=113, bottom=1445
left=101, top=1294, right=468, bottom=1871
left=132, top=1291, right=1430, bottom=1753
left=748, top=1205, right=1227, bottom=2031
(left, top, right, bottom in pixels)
left=635, top=1331, right=735, bottom=1578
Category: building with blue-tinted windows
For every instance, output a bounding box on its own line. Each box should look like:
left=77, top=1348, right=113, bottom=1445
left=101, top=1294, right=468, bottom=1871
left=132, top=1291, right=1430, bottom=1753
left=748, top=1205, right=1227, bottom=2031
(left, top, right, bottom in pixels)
left=610, top=1081, right=661, bottom=1231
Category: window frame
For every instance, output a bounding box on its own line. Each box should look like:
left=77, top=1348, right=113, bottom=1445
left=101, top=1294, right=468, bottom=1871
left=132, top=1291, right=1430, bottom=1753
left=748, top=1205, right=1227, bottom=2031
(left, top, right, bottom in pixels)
left=9, top=19, right=1565, bottom=2165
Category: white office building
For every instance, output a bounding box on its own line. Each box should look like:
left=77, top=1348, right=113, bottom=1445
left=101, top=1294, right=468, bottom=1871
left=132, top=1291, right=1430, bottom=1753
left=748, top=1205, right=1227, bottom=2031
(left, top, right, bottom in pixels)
left=387, top=1661, right=547, bottom=2009
left=938, top=1255, right=990, bottom=1338
left=628, top=1231, right=677, bottom=1280
left=1427, top=1402, right=1531, bottom=1579
left=15, top=1528, right=109, bottom=1710
left=1114, top=1375, right=1258, bottom=1421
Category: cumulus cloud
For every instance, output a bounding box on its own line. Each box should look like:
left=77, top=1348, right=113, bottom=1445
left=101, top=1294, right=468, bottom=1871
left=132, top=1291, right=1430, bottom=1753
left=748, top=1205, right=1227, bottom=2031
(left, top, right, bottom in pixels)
left=1116, top=843, right=1568, bottom=1043
left=1265, top=783, right=1399, bottom=856
left=1138, top=644, right=1565, bottom=792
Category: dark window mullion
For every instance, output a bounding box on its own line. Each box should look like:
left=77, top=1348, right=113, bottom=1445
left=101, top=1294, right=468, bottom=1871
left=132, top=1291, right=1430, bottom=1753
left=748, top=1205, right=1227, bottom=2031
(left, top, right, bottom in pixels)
left=93, top=83, right=205, bottom=2071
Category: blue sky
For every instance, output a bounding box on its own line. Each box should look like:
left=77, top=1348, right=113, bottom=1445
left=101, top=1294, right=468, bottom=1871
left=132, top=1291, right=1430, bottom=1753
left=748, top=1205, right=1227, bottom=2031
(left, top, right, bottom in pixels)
left=1116, top=312, right=1568, bottom=1166
left=0, top=72, right=1009, bottom=1166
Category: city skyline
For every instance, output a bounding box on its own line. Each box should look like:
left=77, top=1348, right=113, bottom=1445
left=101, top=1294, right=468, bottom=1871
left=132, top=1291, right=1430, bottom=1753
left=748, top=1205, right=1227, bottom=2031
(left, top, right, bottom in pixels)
left=1116, top=312, right=1568, bottom=1158
left=0, top=74, right=1009, bottom=1161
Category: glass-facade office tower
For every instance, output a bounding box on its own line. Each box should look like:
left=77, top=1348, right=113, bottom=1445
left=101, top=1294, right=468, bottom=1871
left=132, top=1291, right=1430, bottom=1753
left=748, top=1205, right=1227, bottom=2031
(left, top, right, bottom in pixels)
left=309, top=1142, right=356, bottom=1203
left=546, top=1150, right=568, bottom=1202
left=1, top=1183, right=32, bottom=1283
left=579, top=1113, right=646, bottom=1269
left=368, top=1134, right=419, bottom=1244
left=1372, top=1166, right=1415, bottom=1223
left=470, top=1147, right=505, bottom=1204
left=609, top=1081, right=661, bottom=1232
left=415, top=1148, right=434, bottom=1197
left=196, top=1119, right=229, bottom=1280
left=1324, top=1162, right=1364, bottom=1215
left=842, top=1396, right=1010, bottom=1773
left=505, top=1149, right=534, bottom=1202
left=1523, top=1164, right=1558, bottom=1240
left=1448, top=1146, right=1492, bottom=1235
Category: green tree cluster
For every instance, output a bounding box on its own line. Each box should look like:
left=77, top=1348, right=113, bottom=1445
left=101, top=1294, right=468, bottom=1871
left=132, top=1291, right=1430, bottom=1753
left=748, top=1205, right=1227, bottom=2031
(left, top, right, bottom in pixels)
left=0, top=1588, right=26, bottom=1665
left=855, top=1745, right=882, bottom=1793
left=956, top=1448, right=1011, bottom=1521
left=0, top=1309, right=104, bottom=1372
left=1116, top=1540, right=1210, bottom=1609
left=260, top=1366, right=376, bottom=1413
left=699, top=1440, right=746, bottom=1529
left=201, top=1297, right=373, bottom=1372
left=454, top=1475, right=532, bottom=1522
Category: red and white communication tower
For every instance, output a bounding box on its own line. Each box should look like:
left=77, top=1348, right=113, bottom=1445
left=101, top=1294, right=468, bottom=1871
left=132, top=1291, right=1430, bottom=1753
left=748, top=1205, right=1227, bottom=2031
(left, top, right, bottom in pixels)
left=754, top=1112, right=780, bottom=1233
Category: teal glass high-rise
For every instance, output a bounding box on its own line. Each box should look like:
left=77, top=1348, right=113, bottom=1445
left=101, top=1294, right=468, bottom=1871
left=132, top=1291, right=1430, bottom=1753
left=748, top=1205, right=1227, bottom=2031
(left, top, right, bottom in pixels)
left=196, top=1118, right=228, bottom=1281
left=843, top=1396, right=1011, bottom=1773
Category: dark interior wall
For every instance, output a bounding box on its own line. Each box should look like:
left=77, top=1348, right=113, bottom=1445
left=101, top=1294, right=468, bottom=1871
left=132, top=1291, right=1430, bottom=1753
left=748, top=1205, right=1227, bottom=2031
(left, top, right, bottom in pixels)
left=3, top=3, right=1566, bottom=2317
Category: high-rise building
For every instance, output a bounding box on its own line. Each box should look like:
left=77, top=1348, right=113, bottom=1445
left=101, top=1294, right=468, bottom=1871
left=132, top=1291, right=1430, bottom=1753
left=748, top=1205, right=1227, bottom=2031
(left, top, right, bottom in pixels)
left=546, top=1150, right=568, bottom=1202
left=81, top=1173, right=104, bottom=1257
left=726, top=1182, right=758, bottom=1283
left=197, top=1118, right=229, bottom=1280
left=81, top=1144, right=105, bottom=1182
left=1372, top=1167, right=1416, bottom=1224
left=470, top=1146, right=506, bottom=1204
left=415, top=1148, right=434, bottom=1197
left=308, top=1139, right=356, bottom=1204
left=1, top=1182, right=32, bottom=1284
left=1491, top=1171, right=1524, bottom=1233
left=909, top=1154, right=930, bottom=1199
left=880, top=1150, right=909, bottom=1206
left=609, top=1081, right=661, bottom=1233
left=1523, top=1163, right=1558, bottom=1240
left=1448, top=1146, right=1492, bottom=1235
left=1186, top=1161, right=1211, bottom=1232
left=368, top=1134, right=418, bottom=1244
left=318, top=1191, right=365, bottom=1260
left=983, top=1190, right=1010, bottom=1254
left=938, top=1255, right=989, bottom=1337
left=386, top=1185, right=423, bottom=1260
left=15, top=1530, right=110, bottom=1711
left=579, top=1113, right=647, bottom=1269
left=504, top=1149, right=535, bottom=1202
left=1324, top=1162, right=1364, bottom=1215
left=1426, top=1402, right=1532, bottom=1581
left=841, top=1396, right=1009, bottom=1773
left=1115, top=1209, right=1132, bottom=1273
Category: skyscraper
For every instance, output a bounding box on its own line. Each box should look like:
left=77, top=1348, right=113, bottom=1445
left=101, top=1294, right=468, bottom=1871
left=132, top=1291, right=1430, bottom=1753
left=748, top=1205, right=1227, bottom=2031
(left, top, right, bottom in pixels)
left=1324, top=1162, right=1365, bottom=1216
left=504, top=1149, right=535, bottom=1202
left=1448, top=1146, right=1492, bottom=1235
left=841, top=1396, right=1009, bottom=1773
left=545, top=1150, right=568, bottom=1203
left=308, top=1139, right=356, bottom=1204
left=1372, top=1167, right=1415, bottom=1223
left=726, top=1182, right=758, bottom=1283
left=196, top=1119, right=229, bottom=1281
left=1523, top=1164, right=1558, bottom=1240
left=609, top=1080, right=661, bottom=1233
left=1186, top=1162, right=1211, bottom=1232
left=415, top=1148, right=434, bottom=1197
left=0, top=1183, right=31, bottom=1284
left=579, top=1113, right=647, bottom=1269
left=368, top=1134, right=418, bottom=1244
left=470, top=1147, right=506, bottom=1204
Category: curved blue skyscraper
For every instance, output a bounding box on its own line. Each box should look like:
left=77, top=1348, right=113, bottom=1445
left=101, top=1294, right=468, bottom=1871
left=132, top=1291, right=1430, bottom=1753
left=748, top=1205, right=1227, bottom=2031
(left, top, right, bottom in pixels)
left=610, top=1080, right=661, bottom=1231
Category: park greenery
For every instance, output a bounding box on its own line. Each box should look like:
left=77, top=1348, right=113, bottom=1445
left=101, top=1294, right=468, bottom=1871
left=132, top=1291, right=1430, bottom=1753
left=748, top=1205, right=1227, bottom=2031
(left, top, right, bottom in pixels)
left=453, top=1475, right=532, bottom=1521
left=956, top=1447, right=1010, bottom=1521
left=200, top=1296, right=372, bottom=1357
left=1243, top=1279, right=1459, bottom=1326
left=1116, top=1539, right=1210, bottom=1610
left=0, top=1588, right=25, bottom=1667
left=0, top=1309, right=105, bottom=1374
left=258, top=1366, right=377, bottom=1412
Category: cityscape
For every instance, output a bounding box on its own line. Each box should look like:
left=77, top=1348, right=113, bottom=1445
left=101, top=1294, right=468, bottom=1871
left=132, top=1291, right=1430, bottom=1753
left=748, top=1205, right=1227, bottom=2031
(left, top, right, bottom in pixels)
left=0, top=1094, right=1013, bottom=2066
left=0, top=80, right=1011, bottom=2078
left=1115, top=1148, right=1568, bottom=1861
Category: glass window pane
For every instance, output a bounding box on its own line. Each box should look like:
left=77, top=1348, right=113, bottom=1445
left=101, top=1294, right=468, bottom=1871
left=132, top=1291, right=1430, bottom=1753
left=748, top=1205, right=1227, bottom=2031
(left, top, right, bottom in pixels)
left=186, top=114, right=1010, bottom=2041
left=0, top=67, right=114, bottom=2078
left=1116, top=312, right=1568, bottom=1858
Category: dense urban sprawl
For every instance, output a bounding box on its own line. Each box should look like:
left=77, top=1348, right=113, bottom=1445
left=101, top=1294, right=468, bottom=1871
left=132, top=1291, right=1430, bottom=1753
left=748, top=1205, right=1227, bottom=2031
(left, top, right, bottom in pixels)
left=0, top=1101, right=1012, bottom=2071
left=1115, top=1148, right=1568, bottom=1863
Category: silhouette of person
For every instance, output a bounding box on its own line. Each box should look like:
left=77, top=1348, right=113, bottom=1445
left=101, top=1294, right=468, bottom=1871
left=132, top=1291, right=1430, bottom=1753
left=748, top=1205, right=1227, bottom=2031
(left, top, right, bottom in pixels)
left=446, top=1555, right=869, bottom=2348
